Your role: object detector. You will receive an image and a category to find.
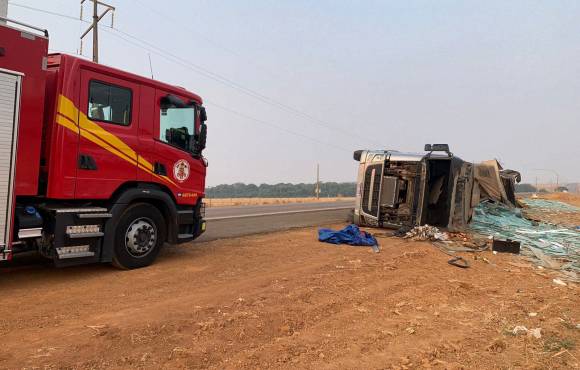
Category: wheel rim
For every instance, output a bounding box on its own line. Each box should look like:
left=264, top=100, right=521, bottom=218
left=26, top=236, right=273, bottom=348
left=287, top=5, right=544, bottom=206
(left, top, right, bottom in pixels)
left=125, top=217, right=157, bottom=258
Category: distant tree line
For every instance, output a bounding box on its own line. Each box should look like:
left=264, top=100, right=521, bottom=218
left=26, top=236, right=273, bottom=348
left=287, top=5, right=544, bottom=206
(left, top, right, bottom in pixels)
left=206, top=182, right=356, bottom=198
left=515, top=184, right=570, bottom=193
left=515, top=183, right=537, bottom=193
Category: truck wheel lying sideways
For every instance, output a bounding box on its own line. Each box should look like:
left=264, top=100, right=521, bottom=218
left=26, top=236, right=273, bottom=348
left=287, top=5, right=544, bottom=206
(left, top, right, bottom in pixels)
left=0, top=18, right=208, bottom=268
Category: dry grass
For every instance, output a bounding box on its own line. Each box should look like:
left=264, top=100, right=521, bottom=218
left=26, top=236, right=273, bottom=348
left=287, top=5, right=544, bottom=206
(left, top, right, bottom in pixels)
left=205, top=197, right=354, bottom=208
left=536, top=192, right=580, bottom=207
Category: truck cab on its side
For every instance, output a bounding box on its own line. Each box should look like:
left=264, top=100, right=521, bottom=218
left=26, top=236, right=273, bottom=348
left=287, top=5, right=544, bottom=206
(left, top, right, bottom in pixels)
left=352, top=145, right=476, bottom=231
left=352, top=144, right=521, bottom=232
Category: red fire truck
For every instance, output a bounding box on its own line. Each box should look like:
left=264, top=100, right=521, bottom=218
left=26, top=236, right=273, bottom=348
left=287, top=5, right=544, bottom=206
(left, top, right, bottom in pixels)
left=0, top=18, right=208, bottom=268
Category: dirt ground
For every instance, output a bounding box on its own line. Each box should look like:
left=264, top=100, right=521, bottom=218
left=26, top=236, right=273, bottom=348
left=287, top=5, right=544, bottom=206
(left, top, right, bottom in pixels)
left=205, top=197, right=354, bottom=208
left=537, top=193, right=580, bottom=208
left=1, top=223, right=578, bottom=369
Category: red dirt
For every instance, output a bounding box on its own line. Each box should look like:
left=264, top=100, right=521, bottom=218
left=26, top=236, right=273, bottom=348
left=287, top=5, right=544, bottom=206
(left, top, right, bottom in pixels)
left=0, top=226, right=578, bottom=369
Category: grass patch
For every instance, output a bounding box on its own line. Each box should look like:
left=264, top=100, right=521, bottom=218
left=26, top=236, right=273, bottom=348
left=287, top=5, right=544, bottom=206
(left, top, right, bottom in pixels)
left=544, top=337, right=575, bottom=352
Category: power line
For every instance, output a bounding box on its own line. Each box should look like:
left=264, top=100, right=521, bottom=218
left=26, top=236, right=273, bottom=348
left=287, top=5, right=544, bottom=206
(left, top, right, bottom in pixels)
left=129, top=0, right=385, bottom=148
left=129, top=0, right=305, bottom=92
left=129, top=0, right=245, bottom=61
left=8, top=2, right=360, bottom=153
left=10, top=2, right=79, bottom=21
left=12, top=2, right=384, bottom=149
left=94, top=27, right=349, bottom=152
left=102, top=27, right=352, bottom=152
left=108, top=26, right=385, bottom=148
left=204, top=100, right=351, bottom=153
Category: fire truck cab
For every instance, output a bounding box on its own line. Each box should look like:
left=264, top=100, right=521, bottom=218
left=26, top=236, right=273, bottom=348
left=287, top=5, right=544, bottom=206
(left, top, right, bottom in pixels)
left=0, top=18, right=208, bottom=268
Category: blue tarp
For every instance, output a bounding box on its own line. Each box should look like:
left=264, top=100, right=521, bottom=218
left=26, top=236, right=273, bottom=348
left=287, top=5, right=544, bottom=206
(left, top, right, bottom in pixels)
left=318, top=224, right=379, bottom=252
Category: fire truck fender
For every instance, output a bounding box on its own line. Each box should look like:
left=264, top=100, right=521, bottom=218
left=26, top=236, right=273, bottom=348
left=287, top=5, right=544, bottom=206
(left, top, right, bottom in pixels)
left=100, top=186, right=179, bottom=263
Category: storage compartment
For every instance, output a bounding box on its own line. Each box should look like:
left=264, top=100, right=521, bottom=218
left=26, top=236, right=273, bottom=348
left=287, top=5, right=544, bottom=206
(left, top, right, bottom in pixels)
left=0, top=22, right=48, bottom=196
left=0, top=70, right=21, bottom=252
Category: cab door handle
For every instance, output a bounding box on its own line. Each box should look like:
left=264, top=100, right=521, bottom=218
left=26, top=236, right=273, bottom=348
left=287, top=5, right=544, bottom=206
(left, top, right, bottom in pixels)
left=78, top=154, right=97, bottom=170
left=154, top=162, right=167, bottom=176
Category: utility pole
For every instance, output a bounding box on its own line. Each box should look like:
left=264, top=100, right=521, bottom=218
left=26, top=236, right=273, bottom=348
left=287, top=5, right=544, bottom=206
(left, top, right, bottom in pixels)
left=80, top=0, right=115, bottom=63
left=0, top=0, right=8, bottom=24
left=315, top=163, right=320, bottom=199
left=533, top=168, right=559, bottom=191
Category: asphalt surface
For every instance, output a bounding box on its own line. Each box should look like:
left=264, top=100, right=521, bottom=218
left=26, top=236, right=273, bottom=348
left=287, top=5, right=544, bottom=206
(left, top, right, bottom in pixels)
left=198, top=200, right=354, bottom=241
left=1, top=201, right=354, bottom=268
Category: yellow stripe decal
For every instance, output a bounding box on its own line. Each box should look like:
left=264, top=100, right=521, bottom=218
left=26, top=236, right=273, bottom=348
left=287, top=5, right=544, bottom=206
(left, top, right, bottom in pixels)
left=56, top=94, right=179, bottom=189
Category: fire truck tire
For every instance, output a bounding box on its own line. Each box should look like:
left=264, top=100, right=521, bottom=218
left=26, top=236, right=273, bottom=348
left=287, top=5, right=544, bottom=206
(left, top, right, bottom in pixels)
left=112, top=203, right=166, bottom=269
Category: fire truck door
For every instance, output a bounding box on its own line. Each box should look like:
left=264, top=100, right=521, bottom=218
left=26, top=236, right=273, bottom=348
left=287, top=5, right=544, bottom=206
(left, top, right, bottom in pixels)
left=152, top=89, right=205, bottom=205
left=76, top=70, right=140, bottom=199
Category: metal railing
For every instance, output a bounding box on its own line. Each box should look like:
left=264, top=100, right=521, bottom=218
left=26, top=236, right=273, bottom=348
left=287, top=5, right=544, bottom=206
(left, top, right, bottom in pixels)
left=0, top=16, right=48, bottom=37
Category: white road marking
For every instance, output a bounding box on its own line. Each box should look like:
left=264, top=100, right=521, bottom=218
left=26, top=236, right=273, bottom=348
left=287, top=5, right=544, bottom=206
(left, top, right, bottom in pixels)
left=206, top=206, right=353, bottom=221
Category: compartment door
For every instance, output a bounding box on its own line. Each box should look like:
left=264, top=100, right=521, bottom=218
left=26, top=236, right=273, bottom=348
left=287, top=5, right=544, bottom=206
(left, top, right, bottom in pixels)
left=0, top=70, right=22, bottom=259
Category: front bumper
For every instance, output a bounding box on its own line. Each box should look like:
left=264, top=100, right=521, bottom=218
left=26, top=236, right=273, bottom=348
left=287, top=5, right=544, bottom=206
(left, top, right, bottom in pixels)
left=175, top=201, right=205, bottom=243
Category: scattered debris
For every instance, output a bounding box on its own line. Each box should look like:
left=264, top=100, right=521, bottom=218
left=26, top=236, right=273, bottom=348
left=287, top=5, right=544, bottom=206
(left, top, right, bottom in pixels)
left=447, top=256, right=470, bottom=268
left=402, top=225, right=445, bottom=241
left=397, top=225, right=490, bottom=268
left=512, top=326, right=528, bottom=335
left=552, top=278, right=567, bottom=287
left=470, top=200, right=579, bottom=282
left=492, top=238, right=521, bottom=254
left=511, top=326, right=542, bottom=339
left=528, top=328, right=542, bottom=339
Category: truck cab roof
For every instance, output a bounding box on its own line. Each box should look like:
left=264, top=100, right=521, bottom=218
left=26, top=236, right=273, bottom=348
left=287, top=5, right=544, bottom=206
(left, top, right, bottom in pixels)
left=47, top=53, right=203, bottom=105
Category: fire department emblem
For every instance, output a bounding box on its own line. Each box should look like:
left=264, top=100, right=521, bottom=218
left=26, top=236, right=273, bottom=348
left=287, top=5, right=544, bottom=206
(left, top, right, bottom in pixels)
left=173, top=159, right=190, bottom=182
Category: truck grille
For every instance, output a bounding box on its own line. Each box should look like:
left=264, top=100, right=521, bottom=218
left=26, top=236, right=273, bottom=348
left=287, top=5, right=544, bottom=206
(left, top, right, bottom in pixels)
left=0, top=71, right=21, bottom=252
left=362, top=164, right=382, bottom=216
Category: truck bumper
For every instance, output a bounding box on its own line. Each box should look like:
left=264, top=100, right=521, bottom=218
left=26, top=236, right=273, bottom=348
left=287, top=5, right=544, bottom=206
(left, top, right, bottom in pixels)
left=175, top=201, right=205, bottom=243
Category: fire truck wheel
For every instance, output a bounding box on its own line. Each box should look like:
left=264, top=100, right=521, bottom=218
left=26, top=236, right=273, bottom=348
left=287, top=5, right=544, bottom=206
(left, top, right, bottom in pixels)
left=112, top=203, right=166, bottom=269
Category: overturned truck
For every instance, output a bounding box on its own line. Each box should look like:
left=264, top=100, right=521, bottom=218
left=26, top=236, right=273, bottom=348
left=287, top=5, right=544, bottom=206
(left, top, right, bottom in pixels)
left=352, top=145, right=520, bottom=231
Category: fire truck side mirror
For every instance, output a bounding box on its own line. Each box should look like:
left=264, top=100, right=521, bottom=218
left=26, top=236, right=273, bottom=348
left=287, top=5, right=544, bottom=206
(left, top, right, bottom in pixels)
left=198, top=122, right=207, bottom=151
left=199, top=106, right=207, bottom=122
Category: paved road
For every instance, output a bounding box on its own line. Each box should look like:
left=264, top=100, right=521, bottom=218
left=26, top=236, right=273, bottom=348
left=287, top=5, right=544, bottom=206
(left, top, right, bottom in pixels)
left=1, top=201, right=354, bottom=268
left=198, top=200, right=354, bottom=241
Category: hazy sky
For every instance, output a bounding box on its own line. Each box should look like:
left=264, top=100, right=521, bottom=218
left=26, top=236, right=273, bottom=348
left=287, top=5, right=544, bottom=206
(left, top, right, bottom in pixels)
left=8, top=0, right=580, bottom=186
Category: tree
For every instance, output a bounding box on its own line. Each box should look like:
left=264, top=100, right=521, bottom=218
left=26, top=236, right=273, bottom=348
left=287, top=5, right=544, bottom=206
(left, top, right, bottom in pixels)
left=514, top=183, right=537, bottom=193
left=206, top=182, right=356, bottom=198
